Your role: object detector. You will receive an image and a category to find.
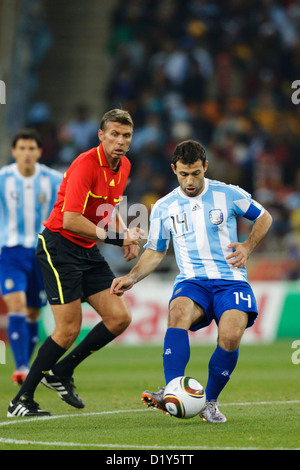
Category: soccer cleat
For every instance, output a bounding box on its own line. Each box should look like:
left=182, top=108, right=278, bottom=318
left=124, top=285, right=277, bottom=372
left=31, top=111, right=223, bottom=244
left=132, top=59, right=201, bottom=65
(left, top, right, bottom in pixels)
left=7, top=393, right=51, bottom=417
left=199, top=400, right=227, bottom=423
left=12, top=366, right=29, bottom=386
left=141, top=387, right=168, bottom=413
left=41, top=370, right=85, bottom=409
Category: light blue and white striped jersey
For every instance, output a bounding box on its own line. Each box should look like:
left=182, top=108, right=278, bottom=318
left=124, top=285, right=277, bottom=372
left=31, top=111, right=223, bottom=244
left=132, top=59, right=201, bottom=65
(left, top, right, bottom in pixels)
left=145, top=178, right=264, bottom=285
left=0, top=163, right=62, bottom=248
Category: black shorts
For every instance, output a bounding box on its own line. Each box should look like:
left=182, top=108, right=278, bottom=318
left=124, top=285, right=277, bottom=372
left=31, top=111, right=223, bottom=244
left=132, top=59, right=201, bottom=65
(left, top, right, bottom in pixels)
left=35, top=228, right=115, bottom=305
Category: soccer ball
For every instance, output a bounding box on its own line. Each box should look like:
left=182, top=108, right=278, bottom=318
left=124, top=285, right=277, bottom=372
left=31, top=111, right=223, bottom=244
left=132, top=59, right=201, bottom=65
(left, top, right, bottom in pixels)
left=163, top=376, right=206, bottom=419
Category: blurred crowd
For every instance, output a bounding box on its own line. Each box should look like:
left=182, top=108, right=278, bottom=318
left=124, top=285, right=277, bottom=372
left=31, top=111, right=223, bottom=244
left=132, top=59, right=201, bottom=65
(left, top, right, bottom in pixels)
left=19, top=0, right=300, bottom=278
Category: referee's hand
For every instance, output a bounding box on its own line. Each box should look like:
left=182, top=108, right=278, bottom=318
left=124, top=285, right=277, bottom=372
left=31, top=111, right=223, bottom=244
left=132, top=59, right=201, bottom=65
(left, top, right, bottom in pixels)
left=123, top=227, right=144, bottom=246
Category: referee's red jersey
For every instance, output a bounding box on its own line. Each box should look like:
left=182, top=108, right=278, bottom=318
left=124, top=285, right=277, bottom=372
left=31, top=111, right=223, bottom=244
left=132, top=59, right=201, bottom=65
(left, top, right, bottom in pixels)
left=44, top=143, right=131, bottom=248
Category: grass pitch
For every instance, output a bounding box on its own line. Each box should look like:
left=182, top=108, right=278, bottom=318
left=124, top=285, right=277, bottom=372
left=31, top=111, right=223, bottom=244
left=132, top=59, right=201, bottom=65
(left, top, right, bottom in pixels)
left=0, top=340, right=299, bottom=451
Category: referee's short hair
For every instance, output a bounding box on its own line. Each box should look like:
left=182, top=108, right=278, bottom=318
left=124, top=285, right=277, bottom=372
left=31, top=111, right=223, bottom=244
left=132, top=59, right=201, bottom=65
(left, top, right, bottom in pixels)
left=100, top=109, right=134, bottom=131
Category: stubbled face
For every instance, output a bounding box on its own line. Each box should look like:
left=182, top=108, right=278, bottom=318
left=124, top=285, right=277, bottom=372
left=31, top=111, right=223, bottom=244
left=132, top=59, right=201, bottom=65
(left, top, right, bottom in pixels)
left=172, top=159, right=208, bottom=197
left=98, top=121, right=133, bottom=169
left=11, top=139, right=42, bottom=176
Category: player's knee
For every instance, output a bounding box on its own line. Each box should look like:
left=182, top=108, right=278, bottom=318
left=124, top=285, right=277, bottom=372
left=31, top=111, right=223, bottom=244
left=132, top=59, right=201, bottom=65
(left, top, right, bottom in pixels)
left=168, top=303, right=191, bottom=329
left=168, top=311, right=182, bottom=328
left=218, top=331, right=242, bottom=351
left=3, top=294, right=26, bottom=314
left=218, top=310, right=247, bottom=351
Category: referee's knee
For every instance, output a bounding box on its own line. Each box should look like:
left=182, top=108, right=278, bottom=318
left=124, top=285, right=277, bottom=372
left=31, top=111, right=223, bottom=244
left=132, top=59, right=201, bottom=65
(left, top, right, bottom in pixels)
left=106, top=310, right=132, bottom=336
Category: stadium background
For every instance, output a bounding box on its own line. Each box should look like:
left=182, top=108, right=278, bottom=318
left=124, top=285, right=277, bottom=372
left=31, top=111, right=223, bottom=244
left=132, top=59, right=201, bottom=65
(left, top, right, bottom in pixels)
left=0, top=0, right=299, bottom=344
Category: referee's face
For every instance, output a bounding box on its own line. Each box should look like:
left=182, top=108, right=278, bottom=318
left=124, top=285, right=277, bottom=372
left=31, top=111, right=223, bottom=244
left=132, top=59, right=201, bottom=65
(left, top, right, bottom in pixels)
left=172, top=160, right=208, bottom=197
left=99, top=121, right=133, bottom=170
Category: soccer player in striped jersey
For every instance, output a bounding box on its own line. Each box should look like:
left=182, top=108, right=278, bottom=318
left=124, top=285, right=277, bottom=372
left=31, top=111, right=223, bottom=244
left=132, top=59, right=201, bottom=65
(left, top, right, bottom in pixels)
left=0, top=129, right=62, bottom=385
left=111, top=139, right=272, bottom=423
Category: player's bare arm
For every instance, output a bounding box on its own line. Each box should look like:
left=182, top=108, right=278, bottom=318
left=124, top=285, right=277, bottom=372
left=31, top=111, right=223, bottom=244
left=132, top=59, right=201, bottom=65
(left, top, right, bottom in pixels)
left=226, top=210, right=272, bottom=269
left=63, top=211, right=143, bottom=246
left=110, top=248, right=167, bottom=295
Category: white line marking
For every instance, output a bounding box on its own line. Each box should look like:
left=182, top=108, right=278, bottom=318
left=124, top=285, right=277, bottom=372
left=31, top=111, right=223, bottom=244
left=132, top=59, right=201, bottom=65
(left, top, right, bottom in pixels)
left=0, top=401, right=299, bottom=450
left=0, top=436, right=298, bottom=451
left=0, top=408, right=145, bottom=427
left=0, top=438, right=271, bottom=450
left=221, top=400, right=300, bottom=407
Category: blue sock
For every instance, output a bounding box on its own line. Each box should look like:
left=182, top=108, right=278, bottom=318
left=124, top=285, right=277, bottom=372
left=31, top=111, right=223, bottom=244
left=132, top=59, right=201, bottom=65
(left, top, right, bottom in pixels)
left=205, top=345, right=239, bottom=401
left=163, top=328, right=190, bottom=385
left=26, top=319, right=39, bottom=362
left=8, top=313, right=29, bottom=369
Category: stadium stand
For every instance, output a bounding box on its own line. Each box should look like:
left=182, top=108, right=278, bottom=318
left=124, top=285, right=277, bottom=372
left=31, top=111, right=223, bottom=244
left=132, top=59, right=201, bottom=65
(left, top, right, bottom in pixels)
left=1, top=0, right=300, bottom=280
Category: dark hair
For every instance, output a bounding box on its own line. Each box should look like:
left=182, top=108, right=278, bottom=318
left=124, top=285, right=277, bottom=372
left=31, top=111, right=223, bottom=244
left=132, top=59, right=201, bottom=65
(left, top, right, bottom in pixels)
left=172, top=140, right=206, bottom=167
left=100, top=109, right=134, bottom=131
left=12, top=129, right=42, bottom=148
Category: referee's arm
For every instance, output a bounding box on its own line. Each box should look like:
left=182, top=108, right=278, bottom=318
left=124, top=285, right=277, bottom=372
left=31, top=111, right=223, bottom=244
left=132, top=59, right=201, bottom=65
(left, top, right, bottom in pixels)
left=63, top=211, right=106, bottom=241
left=63, top=211, right=143, bottom=246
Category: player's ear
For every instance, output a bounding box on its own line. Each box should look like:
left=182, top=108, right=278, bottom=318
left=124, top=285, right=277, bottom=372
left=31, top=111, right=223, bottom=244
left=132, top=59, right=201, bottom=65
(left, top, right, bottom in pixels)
left=171, top=163, right=177, bottom=175
left=98, top=129, right=103, bottom=142
left=204, top=160, right=208, bottom=173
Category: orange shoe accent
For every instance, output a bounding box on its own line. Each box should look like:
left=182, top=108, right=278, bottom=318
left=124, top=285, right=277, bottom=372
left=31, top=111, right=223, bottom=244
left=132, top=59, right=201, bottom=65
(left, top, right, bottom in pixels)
left=141, top=392, right=168, bottom=414
left=12, top=371, right=27, bottom=386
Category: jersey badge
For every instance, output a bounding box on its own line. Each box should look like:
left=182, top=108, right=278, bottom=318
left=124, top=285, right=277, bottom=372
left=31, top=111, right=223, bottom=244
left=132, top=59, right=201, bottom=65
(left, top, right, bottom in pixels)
left=209, top=209, right=224, bottom=225
left=38, top=192, right=47, bottom=204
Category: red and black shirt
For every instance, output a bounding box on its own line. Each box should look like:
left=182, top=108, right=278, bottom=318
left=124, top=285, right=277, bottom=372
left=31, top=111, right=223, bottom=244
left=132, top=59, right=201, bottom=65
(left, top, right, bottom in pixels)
left=44, top=143, right=131, bottom=248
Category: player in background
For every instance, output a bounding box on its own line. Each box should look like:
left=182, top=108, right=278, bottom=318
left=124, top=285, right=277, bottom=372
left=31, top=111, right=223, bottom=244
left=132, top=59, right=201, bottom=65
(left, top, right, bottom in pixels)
left=0, top=129, right=62, bottom=385
left=7, top=109, right=144, bottom=417
left=111, top=140, right=272, bottom=423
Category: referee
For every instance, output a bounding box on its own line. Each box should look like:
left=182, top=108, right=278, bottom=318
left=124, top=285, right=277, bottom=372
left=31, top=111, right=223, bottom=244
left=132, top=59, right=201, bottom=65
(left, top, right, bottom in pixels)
left=8, top=109, right=143, bottom=417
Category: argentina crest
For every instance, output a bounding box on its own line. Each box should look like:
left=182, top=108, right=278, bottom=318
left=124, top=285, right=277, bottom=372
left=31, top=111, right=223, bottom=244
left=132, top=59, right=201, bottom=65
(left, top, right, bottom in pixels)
left=209, top=208, right=223, bottom=225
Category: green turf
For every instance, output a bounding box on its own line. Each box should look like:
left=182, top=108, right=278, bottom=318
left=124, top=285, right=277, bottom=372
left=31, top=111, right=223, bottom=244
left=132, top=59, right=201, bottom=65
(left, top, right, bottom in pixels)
left=0, top=341, right=299, bottom=450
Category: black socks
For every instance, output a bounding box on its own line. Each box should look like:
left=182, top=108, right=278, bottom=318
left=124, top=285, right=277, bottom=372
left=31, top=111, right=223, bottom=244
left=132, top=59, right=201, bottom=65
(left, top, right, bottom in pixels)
left=52, top=321, right=115, bottom=377
left=13, top=336, right=66, bottom=403
left=13, top=322, right=116, bottom=403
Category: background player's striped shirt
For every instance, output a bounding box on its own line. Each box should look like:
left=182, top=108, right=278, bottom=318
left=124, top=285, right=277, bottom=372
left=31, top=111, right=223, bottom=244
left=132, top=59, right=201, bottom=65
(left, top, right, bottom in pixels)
left=144, top=178, right=265, bottom=285
left=0, top=163, right=62, bottom=248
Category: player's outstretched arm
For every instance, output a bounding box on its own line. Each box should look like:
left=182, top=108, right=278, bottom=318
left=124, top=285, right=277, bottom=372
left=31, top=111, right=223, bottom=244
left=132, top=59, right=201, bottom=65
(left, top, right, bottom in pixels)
left=110, top=248, right=167, bottom=295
